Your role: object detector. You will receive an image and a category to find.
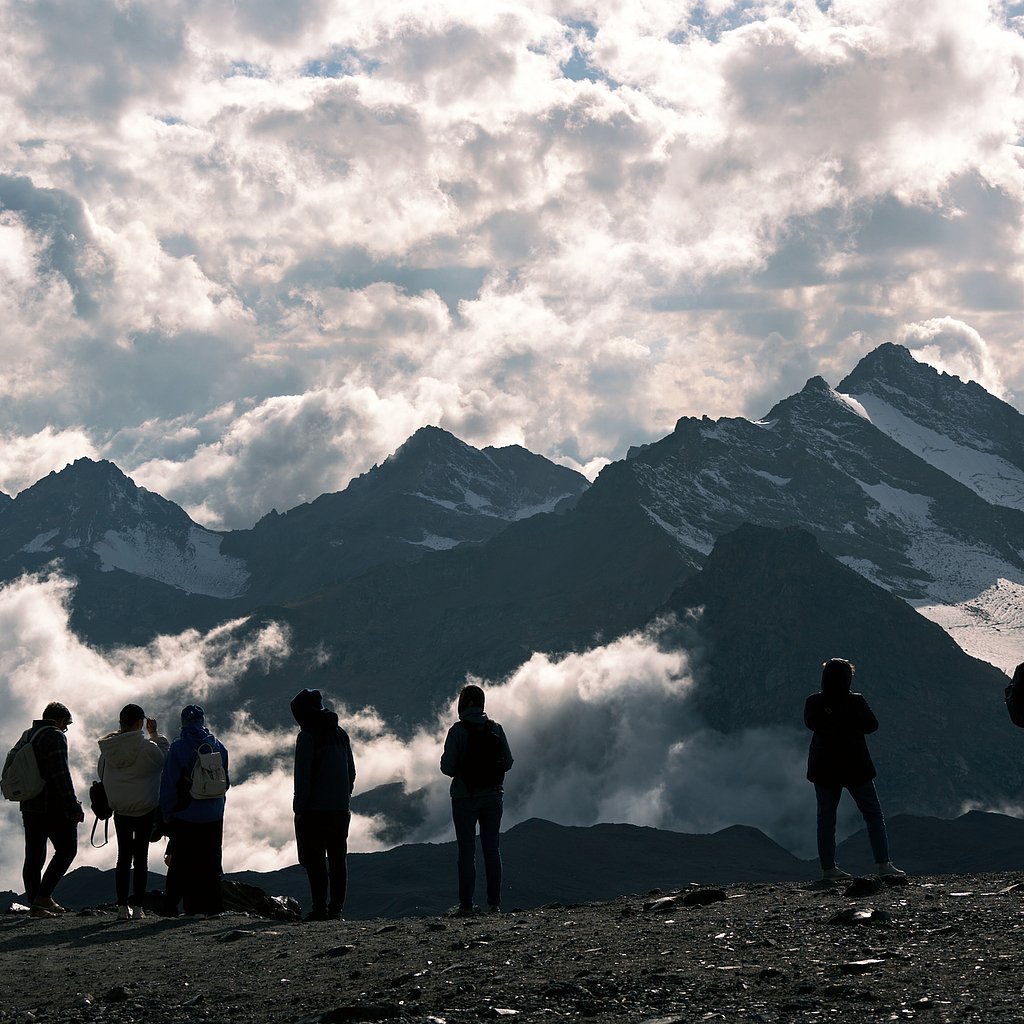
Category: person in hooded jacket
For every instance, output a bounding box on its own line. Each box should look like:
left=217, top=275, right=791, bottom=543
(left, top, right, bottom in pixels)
left=158, top=705, right=229, bottom=915
left=97, top=704, right=169, bottom=920
left=291, top=689, right=356, bottom=921
left=440, top=684, right=514, bottom=915
left=805, top=658, right=904, bottom=881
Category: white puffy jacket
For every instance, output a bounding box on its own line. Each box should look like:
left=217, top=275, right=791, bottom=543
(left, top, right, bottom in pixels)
left=97, top=730, right=170, bottom=816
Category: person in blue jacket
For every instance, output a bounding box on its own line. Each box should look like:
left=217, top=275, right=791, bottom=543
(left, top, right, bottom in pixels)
left=158, top=705, right=229, bottom=915
left=291, top=689, right=356, bottom=921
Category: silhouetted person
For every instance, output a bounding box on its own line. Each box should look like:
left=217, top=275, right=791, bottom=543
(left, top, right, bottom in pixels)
left=291, top=689, right=356, bottom=921
left=440, top=684, right=514, bottom=914
left=158, top=705, right=229, bottom=916
left=97, top=704, right=169, bottom=920
left=805, top=658, right=904, bottom=880
left=17, top=702, right=84, bottom=917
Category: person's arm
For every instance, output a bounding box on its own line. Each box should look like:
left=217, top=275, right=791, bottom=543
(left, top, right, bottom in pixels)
left=38, top=730, right=81, bottom=819
left=221, top=742, right=230, bottom=791
left=439, top=724, right=462, bottom=778
left=293, top=732, right=312, bottom=813
left=496, top=724, right=514, bottom=773
left=852, top=694, right=879, bottom=735
left=159, top=743, right=181, bottom=819
left=804, top=695, right=833, bottom=733
left=346, top=736, right=356, bottom=797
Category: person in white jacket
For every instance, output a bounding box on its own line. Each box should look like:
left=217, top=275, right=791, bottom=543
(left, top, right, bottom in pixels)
left=97, top=704, right=169, bottom=920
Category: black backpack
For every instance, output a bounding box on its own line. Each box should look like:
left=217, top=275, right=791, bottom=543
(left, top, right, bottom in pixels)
left=1006, top=664, right=1024, bottom=728
left=89, top=779, right=112, bottom=848
left=458, top=721, right=506, bottom=792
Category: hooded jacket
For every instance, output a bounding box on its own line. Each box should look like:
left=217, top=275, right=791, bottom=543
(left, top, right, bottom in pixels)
left=97, top=729, right=169, bottom=816
left=158, top=722, right=230, bottom=823
left=440, top=706, right=514, bottom=799
left=804, top=676, right=878, bottom=787
left=291, top=689, right=356, bottom=814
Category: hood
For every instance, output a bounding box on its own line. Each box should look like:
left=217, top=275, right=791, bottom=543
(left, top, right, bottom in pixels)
left=98, top=729, right=146, bottom=769
left=179, top=721, right=215, bottom=748
left=458, top=706, right=491, bottom=725
left=291, top=688, right=325, bottom=728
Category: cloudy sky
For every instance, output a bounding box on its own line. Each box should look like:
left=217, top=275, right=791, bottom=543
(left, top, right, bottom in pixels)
left=2, top=0, right=1024, bottom=529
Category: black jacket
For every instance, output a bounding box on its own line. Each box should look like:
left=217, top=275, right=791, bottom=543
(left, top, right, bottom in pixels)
left=804, top=689, right=878, bottom=787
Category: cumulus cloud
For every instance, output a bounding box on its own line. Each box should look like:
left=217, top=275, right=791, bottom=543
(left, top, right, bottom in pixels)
left=900, top=317, right=1011, bottom=399
left=0, top=0, right=1022, bottom=524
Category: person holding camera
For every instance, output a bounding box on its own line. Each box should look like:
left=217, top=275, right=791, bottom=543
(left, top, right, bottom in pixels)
left=97, top=704, right=169, bottom=920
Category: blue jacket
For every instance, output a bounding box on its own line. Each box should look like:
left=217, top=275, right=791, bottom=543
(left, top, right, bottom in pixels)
left=159, top=723, right=230, bottom=823
left=291, top=690, right=355, bottom=814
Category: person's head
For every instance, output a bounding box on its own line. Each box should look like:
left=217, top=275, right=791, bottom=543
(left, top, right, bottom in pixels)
left=180, top=704, right=205, bottom=728
left=457, top=684, right=485, bottom=713
left=119, top=703, right=146, bottom=731
left=42, top=702, right=72, bottom=731
left=820, top=658, right=854, bottom=695
left=290, top=688, right=325, bottom=728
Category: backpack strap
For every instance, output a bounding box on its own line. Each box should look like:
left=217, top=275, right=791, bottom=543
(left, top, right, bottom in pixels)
left=90, top=815, right=109, bottom=849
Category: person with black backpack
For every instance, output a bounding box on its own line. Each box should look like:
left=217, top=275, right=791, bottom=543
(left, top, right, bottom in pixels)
left=4, top=702, right=84, bottom=918
left=440, top=684, right=514, bottom=915
left=157, top=705, right=230, bottom=916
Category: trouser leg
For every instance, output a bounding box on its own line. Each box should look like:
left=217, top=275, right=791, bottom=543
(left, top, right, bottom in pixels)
left=113, top=814, right=133, bottom=904
left=295, top=814, right=329, bottom=914
left=814, top=783, right=842, bottom=869
left=452, top=799, right=477, bottom=908
left=477, top=797, right=503, bottom=908
left=37, top=816, right=78, bottom=903
left=324, top=811, right=350, bottom=915
left=131, top=811, right=155, bottom=905
left=22, top=813, right=47, bottom=904
left=849, top=780, right=889, bottom=864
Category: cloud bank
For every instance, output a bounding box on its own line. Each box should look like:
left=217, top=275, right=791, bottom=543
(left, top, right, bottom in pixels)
left=0, top=1, right=1022, bottom=524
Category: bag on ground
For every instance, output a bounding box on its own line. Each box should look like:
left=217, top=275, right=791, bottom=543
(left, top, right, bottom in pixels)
left=458, top=721, right=506, bottom=792
left=1, top=726, right=52, bottom=802
left=190, top=742, right=227, bottom=799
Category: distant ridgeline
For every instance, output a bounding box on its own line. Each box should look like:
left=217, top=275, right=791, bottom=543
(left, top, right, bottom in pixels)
left=1, top=344, right=1022, bottom=822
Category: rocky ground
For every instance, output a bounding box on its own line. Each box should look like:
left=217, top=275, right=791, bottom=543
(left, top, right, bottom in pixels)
left=2, top=873, right=1023, bottom=1024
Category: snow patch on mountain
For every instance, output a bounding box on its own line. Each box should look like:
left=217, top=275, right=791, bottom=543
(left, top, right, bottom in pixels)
left=845, top=392, right=1024, bottom=510
left=22, top=530, right=59, bottom=553
left=410, top=489, right=578, bottom=521
left=93, top=526, right=249, bottom=598
left=410, top=533, right=461, bottom=551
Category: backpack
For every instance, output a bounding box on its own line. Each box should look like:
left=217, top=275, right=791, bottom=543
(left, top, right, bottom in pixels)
left=1, top=726, right=53, bottom=802
left=190, top=742, right=227, bottom=799
left=89, top=779, right=112, bottom=848
left=458, top=721, right=506, bottom=792
left=1006, top=670, right=1024, bottom=728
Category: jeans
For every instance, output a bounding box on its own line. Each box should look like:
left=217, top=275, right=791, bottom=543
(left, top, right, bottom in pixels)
left=814, top=781, right=889, bottom=868
left=22, top=811, right=78, bottom=905
left=452, top=794, right=503, bottom=909
left=114, top=810, right=156, bottom=906
left=295, top=810, right=351, bottom=915
left=169, top=818, right=224, bottom=915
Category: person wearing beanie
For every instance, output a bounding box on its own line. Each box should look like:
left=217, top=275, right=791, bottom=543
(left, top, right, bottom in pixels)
left=97, top=704, right=169, bottom=920
left=290, top=689, right=356, bottom=921
left=158, top=705, right=230, bottom=915
left=805, top=658, right=904, bottom=881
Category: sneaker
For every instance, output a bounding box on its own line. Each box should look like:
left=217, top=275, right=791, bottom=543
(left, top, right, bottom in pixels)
left=821, top=866, right=853, bottom=881
left=117, top=905, right=132, bottom=920
left=487, top=904, right=501, bottom=915
left=134, top=908, right=146, bottom=920
left=450, top=904, right=479, bottom=917
left=876, top=862, right=907, bottom=877
left=29, top=906, right=56, bottom=919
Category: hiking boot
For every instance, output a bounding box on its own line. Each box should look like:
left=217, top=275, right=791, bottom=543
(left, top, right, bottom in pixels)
left=821, top=866, right=853, bottom=881
left=117, top=905, right=132, bottom=920
left=450, top=904, right=479, bottom=917
left=134, top=908, right=146, bottom=920
left=876, top=862, right=907, bottom=878
left=303, top=909, right=328, bottom=922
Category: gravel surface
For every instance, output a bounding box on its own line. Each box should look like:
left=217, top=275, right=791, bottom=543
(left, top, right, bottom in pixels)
left=2, top=873, right=1024, bottom=1023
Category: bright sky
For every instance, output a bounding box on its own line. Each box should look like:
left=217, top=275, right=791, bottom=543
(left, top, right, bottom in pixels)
left=2, top=0, right=1023, bottom=529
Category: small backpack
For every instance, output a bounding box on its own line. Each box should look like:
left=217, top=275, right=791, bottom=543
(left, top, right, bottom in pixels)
left=1, top=726, right=53, bottom=802
left=190, top=742, right=227, bottom=799
left=1005, top=665, right=1024, bottom=728
left=89, top=779, right=112, bottom=848
left=458, top=721, right=506, bottom=792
